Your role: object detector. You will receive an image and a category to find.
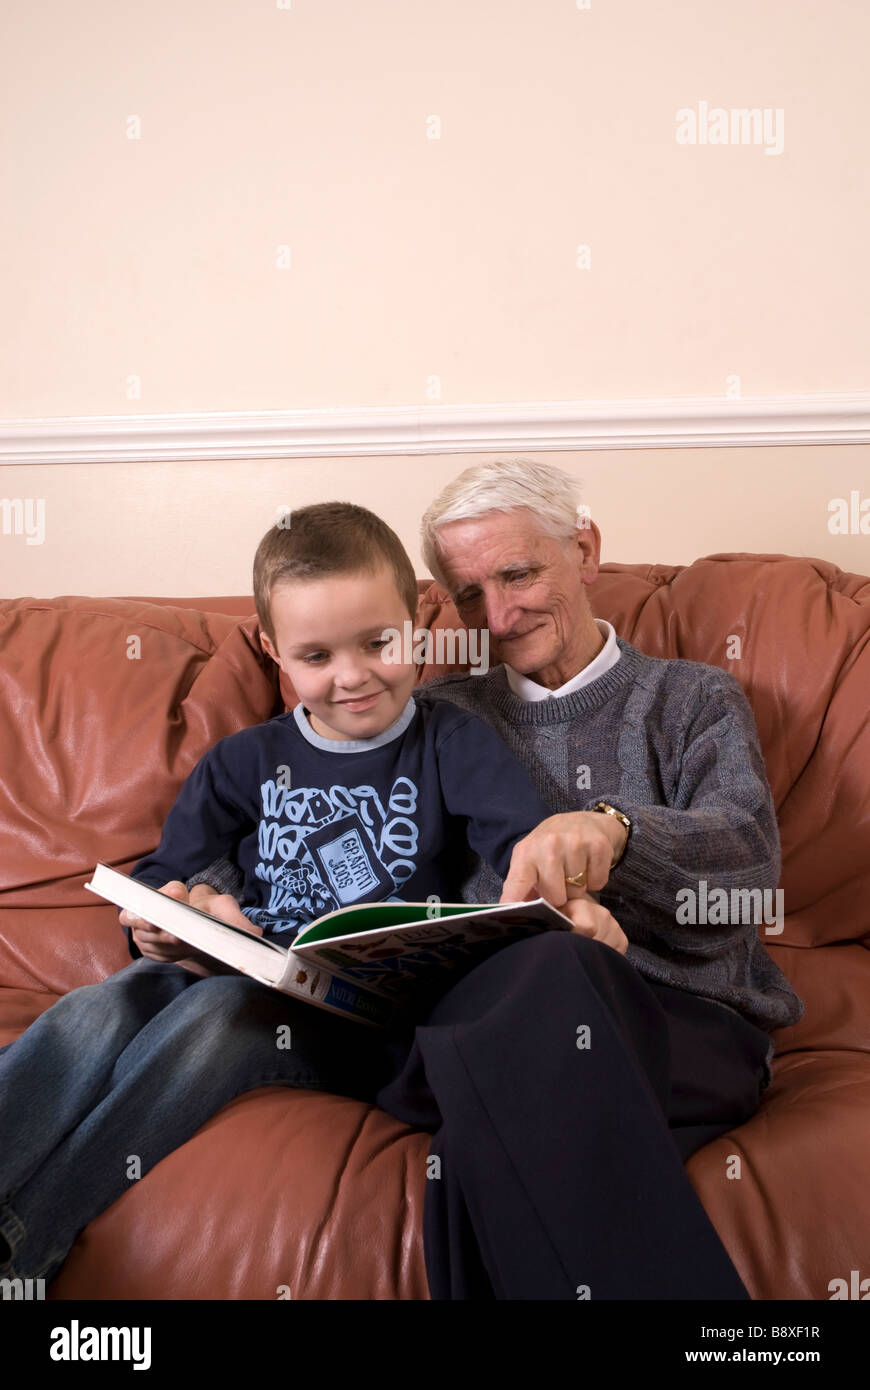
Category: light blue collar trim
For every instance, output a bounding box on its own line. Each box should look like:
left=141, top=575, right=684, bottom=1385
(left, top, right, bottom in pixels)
left=292, top=697, right=417, bottom=752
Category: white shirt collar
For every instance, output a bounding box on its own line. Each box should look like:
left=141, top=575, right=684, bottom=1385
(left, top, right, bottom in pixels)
left=504, top=619, right=620, bottom=701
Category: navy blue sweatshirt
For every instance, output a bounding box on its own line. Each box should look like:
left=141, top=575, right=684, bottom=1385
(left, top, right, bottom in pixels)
left=124, top=692, right=553, bottom=959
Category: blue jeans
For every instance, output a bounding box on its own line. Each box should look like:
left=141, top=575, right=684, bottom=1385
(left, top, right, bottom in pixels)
left=0, top=958, right=408, bottom=1283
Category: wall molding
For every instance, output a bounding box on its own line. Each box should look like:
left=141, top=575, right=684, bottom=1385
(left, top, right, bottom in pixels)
left=1, top=393, right=869, bottom=464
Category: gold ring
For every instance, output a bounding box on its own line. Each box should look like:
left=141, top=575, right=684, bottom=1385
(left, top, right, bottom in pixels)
left=565, top=870, right=587, bottom=888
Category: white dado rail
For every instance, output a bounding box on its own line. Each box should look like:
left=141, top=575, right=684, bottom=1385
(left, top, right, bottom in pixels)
left=1, top=393, right=869, bottom=464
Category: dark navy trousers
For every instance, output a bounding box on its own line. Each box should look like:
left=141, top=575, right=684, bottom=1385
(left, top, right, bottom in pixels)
left=374, top=930, right=771, bottom=1300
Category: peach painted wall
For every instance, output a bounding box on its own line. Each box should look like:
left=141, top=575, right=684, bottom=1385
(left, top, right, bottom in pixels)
left=3, top=0, right=868, bottom=415
left=2, top=447, right=868, bottom=598
left=2, top=3, right=868, bottom=594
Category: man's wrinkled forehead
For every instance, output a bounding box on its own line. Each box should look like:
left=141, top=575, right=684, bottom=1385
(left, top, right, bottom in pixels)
left=435, top=514, right=553, bottom=595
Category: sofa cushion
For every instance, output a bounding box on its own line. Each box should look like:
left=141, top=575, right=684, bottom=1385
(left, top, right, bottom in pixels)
left=0, top=597, right=279, bottom=993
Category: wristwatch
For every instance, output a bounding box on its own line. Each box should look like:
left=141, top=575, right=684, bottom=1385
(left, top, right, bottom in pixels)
left=591, top=802, right=632, bottom=867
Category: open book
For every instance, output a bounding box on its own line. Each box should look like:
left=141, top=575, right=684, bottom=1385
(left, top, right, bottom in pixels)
left=85, top=862, right=574, bottom=1029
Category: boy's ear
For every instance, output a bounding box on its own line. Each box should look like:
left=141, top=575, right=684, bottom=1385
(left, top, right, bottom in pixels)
left=259, top=629, right=280, bottom=665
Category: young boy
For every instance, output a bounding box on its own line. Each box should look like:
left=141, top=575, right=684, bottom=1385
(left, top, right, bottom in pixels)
left=123, top=501, right=557, bottom=959
left=0, top=502, right=566, bottom=1284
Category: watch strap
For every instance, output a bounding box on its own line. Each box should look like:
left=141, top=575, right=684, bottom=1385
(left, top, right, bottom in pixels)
left=592, top=802, right=632, bottom=867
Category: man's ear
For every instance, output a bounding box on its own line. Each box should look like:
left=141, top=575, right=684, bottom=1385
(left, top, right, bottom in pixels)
left=576, top=520, right=602, bottom=586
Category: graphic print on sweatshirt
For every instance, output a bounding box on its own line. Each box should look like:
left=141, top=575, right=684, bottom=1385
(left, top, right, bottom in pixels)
left=244, top=771, right=420, bottom=933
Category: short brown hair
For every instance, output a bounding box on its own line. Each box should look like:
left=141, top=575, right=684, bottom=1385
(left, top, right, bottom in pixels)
left=253, top=502, right=419, bottom=649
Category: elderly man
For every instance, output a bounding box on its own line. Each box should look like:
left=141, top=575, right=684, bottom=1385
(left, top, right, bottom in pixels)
left=345, top=457, right=802, bottom=1300
left=364, top=457, right=804, bottom=1299
left=189, top=457, right=801, bottom=1300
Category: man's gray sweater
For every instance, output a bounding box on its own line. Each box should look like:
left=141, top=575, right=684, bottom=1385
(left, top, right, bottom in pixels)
left=419, top=639, right=803, bottom=1059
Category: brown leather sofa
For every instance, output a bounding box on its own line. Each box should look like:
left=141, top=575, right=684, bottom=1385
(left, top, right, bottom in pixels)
left=1, top=552, right=868, bottom=1300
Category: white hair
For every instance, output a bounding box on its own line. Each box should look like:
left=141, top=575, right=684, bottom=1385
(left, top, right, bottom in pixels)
left=420, top=457, right=584, bottom=586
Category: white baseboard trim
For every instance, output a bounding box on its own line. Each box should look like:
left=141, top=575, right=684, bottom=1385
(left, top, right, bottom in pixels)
left=1, top=393, right=868, bottom=464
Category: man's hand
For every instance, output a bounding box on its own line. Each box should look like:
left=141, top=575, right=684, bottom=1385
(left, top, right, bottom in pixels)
left=500, top=811, right=628, bottom=909
left=120, top=879, right=261, bottom=976
left=559, top=893, right=628, bottom=955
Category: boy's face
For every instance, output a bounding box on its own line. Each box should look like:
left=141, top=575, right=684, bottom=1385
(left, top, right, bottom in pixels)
left=260, top=565, right=417, bottom=742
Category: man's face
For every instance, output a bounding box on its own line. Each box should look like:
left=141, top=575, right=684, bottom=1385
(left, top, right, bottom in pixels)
left=260, top=565, right=417, bottom=742
left=434, top=509, right=601, bottom=679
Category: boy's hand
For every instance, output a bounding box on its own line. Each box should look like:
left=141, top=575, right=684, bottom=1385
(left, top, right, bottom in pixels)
left=120, top=879, right=262, bottom=974
left=121, top=881, right=195, bottom=961
left=187, top=881, right=257, bottom=931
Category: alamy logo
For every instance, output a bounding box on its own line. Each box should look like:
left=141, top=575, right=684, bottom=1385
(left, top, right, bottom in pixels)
left=828, top=1270, right=870, bottom=1299
left=49, top=1320, right=151, bottom=1370
left=0, top=497, right=45, bottom=545
left=0, top=1276, right=45, bottom=1299
left=676, top=102, right=784, bottom=155
left=379, top=620, right=489, bottom=675
left=675, top=880, right=784, bottom=934
left=828, top=491, right=870, bottom=534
